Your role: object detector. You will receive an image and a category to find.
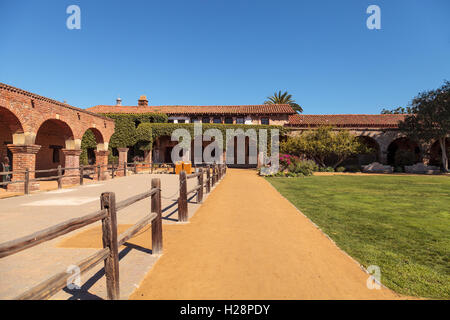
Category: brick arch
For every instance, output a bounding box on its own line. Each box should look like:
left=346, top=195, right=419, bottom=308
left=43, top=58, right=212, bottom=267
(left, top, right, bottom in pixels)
left=429, top=138, right=450, bottom=167
left=35, top=119, right=75, bottom=176
left=0, top=106, right=24, bottom=135
left=387, top=137, right=422, bottom=166
left=0, top=106, right=24, bottom=166
left=356, top=135, right=381, bottom=164
left=82, top=127, right=105, bottom=144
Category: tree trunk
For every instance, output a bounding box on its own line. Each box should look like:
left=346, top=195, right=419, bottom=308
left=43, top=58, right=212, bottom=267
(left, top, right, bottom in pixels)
left=439, top=137, right=448, bottom=172
left=333, top=158, right=345, bottom=169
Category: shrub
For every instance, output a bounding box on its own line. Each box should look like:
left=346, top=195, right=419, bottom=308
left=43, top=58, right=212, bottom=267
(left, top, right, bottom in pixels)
left=336, top=166, right=346, bottom=172
left=345, top=164, right=361, bottom=172
left=319, top=166, right=335, bottom=172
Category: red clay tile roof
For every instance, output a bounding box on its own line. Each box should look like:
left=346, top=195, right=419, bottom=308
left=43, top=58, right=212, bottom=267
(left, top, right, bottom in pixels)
left=87, top=104, right=296, bottom=115
left=287, top=114, right=407, bottom=128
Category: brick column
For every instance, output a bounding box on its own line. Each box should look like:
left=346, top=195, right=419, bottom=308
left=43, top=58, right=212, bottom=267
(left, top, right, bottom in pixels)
left=6, top=144, right=41, bottom=193
left=62, top=149, right=82, bottom=185
left=95, top=150, right=110, bottom=180
left=117, top=147, right=128, bottom=177
left=144, top=149, right=152, bottom=163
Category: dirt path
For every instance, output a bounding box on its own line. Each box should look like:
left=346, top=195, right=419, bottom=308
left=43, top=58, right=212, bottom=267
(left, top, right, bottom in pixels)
left=130, top=169, right=405, bottom=299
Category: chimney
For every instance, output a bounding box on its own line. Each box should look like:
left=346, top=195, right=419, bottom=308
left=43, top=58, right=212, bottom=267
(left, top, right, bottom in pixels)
left=116, top=97, right=122, bottom=106
left=138, top=95, right=148, bottom=107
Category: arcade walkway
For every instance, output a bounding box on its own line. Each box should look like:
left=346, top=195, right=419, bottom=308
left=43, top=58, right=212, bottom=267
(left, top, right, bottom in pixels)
left=130, top=169, right=405, bottom=299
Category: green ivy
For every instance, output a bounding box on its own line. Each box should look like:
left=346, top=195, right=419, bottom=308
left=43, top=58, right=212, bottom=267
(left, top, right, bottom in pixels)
left=105, top=113, right=167, bottom=148
left=80, top=129, right=97, bottom=165
left=135, top=123, right=153, bottom=151
left=81, top=113, right=286, bottom=163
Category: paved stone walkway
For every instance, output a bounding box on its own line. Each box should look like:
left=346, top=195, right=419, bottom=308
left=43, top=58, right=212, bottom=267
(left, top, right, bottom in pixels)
left=130, top=169, right=406, bottom=299
left=0, top=172, right=202, bottom=299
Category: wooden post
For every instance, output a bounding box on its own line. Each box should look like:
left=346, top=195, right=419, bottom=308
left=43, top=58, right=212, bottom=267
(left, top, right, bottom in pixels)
left=178, top=170, right=188, bottom=222
left=197, top=168, right=203, bottom=203
left=111, top=165, right=115, bottom=179
left=206, top=165, right=211, bottom=193
left=24, top=168, right=30, bottom=195
left=123, top=162, right=127, bottom=177
left=57, top=165, right=62, bottom=189
left=134, top=163, right=137, bottom=174
left=151, top=178, right=163, bottom=254
left=80, top=165, right=84, bottom=185
left=97, top=165, right=101, bottom=181
left=100, top=192, right=120, bottom=300
left=212, top=165, right=216, bottom=187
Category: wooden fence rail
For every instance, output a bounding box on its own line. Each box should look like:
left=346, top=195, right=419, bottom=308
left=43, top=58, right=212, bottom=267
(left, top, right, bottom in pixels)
left=0, top=177, right=163, bottom=300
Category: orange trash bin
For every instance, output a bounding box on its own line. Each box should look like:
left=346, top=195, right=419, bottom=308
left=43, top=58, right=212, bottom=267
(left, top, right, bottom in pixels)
left=175, top=161, right=183, bottom=174
left=183, top=162, right=192, bottom=174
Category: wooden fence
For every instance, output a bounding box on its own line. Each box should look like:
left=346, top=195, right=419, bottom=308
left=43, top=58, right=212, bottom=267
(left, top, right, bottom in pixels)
left=0, top=164, right=227, bottom=300
left=0, top=161, right=219, bottom=194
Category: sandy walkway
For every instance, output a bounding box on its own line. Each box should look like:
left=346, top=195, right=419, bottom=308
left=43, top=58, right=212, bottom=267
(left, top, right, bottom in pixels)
left=130, top=169, right=405, bottom=300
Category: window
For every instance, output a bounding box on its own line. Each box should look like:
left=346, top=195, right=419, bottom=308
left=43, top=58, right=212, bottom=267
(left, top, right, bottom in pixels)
left=191, top=117, right=199, bottom=123
left=236, top=117, right=244, bottom=124
left=178, top=119, right=186, bottom=123
left=168, top=119, right=174, bottom=123
left=202, top=117, right=210, bottom=123
left=213, top=117, right=222, bottom=124
left=50, top=146, right=62, bottom=163
left=261, top=117, right=269, bottom=125
left=225, top=117, right=233, bottom=124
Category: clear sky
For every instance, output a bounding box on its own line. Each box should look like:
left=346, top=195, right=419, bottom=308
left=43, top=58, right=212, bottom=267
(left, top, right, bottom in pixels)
left=1, top=0, right=449, bottom=114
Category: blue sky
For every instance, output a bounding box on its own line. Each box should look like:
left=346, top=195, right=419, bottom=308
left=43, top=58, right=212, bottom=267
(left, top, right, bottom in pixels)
left=0, top=0, right=449, bottom=114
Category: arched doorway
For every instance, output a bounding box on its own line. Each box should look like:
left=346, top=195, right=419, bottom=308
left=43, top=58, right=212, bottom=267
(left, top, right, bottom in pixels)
left=81, top=128, right=105, bottom=165
left=35, top=119, right=74, bottom=177
left=357, top=136, right=380, bottom=165
left=387, top=137, right=421, bottom=167
left=0, top=107, right=23, bottom=173
left=429, top=138, right=450, bottom=168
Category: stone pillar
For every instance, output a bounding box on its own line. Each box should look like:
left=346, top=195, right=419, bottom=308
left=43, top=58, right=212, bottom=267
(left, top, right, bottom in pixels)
left=421, top=142, right=432, bottom=165
left=154, top=139, right=161, bottom=163
left=257, top=150, right=264, bottom=168
left=220, top=149, right=226, bottom=165
left=94, top=150, right=110, bottom=180
left=6, top=144, right=41, bottom=193
left=117, top=147, right=129, bottom=177
left=62, top=149, right=82, bottom=185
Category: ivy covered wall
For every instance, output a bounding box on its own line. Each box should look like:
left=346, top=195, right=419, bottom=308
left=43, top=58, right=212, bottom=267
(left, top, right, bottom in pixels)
left=80, top=113, right=286, bottom=164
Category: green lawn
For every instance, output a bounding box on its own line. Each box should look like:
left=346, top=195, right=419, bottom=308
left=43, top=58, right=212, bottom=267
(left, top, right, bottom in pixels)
left=266, top=175, right=450, bottom=299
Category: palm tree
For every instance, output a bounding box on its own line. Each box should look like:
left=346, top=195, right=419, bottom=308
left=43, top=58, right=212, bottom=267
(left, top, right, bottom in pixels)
left=264, top=90, right=303, bottom=113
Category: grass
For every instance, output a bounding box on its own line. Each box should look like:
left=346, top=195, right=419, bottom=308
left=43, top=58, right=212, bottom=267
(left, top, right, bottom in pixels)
left=266, top=175, right=450, bottom=299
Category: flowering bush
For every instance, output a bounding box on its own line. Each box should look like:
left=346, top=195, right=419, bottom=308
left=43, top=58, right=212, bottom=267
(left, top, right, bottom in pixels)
left=279, top=154, right=300, bottom=170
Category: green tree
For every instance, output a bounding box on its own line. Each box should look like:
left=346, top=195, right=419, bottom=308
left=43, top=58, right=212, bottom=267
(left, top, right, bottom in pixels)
left=265, top=90, right=303, bottom=113
left=381, top=106, right=411, bottom=114
left=397, top=81, right=450, bottom=172
left=281, top=126, right=369, bottom=168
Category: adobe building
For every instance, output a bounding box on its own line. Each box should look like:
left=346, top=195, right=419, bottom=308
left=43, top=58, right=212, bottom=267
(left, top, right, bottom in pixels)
left=88, top=99, right=295, bottom=166
left=88, top=95, right=446, bottom=168
left=0, top=83, right=115, bottom=192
